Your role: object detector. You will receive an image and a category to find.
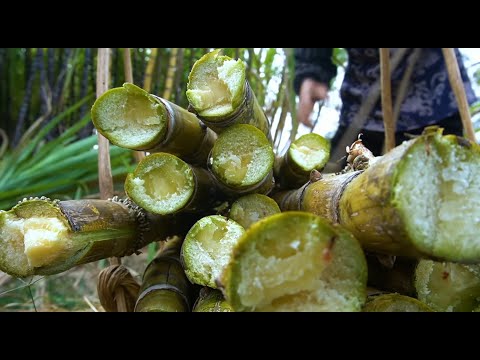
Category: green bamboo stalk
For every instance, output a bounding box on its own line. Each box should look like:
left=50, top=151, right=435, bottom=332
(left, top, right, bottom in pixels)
left=415, top=259, right=480, bottom=312
left=229, top=194, right=280, bottom=229
left=274, top=133, right=330, bottom=189
left=135, top=237, right=193, bottom=312
left=180, top=215, right=245, bottom=289
left=91, top=82, right=217, bottom=165
left=0, top=197, right=194, bottom=278
left=273, top=127, right=480, bottom=262
left=186, top=49, right=272, bottom=142
left=192, top=287, right=234, bottom=312
left=125, top=152, right=221, bottom=215
left=363, top=293, right=433, bottom=312
left=209, top=124, right=275, bottom=197
left=219, top=211, right=367, bottom=312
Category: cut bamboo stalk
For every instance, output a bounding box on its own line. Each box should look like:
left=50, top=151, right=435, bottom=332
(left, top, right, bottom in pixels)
left=229, top=194, right=280, bottom=229
left=209, top=124, right=275, bottom=197
left=273, top=127, right=480, bottom=262
left=0, top=197, right=194, bottom=278
left=192, top=287, right=234, bottom=312
left=186, top=49, right=272, bottom=142
left=380, top=48, right=395, bottom=153
left=219, top=211, right=367, bottom=312
left=363, top=293, right=433, bottom=312
left=274, top=133, right=330, bottom=189
left=442, top=48, right=476, bottom=142
left=92, top=82, right=216, bottom=166
left=415, top=259, right=480, bottom=312
left=135, top=236, right=193, bottom=312
left=124, top=152, right=221, bottom=215
left=180, top=215, right=245, bottom=289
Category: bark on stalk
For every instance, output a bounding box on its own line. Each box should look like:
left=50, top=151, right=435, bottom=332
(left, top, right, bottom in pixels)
left=180, top=215, right=245, bottom=289
left=91, top=82, right=216, bottom=166
left=209, top=124, right=275, bottom=197
left=274, top=133, right=330, bottom=189
left=186, top=49, right=272, bottom=142
left=229, top=194, right=280, bottom=229
left=219, top=211, right=367, bottom=312
left=193, top=287, right=234, bottom=312
left=415, top=259, right=480, bottom=312
left=363, top=293, right=432, bottom=312
left=135, top=236, right=193, bottom=312
left=273, top=128, right=480, bottom=262
left=0, top=197, right=194, bottom=278
left=125, top=153, right=221, bottom=215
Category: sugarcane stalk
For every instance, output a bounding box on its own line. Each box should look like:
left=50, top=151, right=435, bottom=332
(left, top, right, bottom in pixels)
left=192, top=287, right=234, bottom=312
left=273, top=127, right=480, bottom=262
left=180, top=215, right=245, bottom=289
left=124, top=152, right=222, bottom=215
left=366, top=255, right=417, bottom=297
left=363, top=293, right=433, bottom=312
left=91, top=82, right=217, bottom=165
left=186, top=49, right=272, bottom=142
left=0, top=197, right=194, bottom=278
left=415, top=259, right=480, bottom=312
left=229, top=194, right=280, bottom=229
left=209, top=124, right=275, bottom=197
left=274, top=133, right=330, bottom=189
left=135, top=236, right=194, bottom=312
left=219, top=211, right=367, bottom=312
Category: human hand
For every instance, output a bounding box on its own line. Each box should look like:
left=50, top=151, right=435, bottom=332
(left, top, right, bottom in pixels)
left=297, top=79, right=328, bottom=128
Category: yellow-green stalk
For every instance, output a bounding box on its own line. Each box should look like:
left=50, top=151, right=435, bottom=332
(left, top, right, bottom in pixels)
left=125, top=152, right=221, bottom=215
left=229, top=194, right=280, bottom=229
left=415, top=259, right=480, bottom=312
left=209, top=124, right=275, bottom=197
left=135, top=237, right=193, bottom=312
left=274, top=133, right=330, bottom=189
left=0, top=197, right=193, bottom=278
left=192, top=287, right=234, bottom=312
left=186, top=49, right=272, bottom=142
left=181, top=215, right=245, bottom=289
left=219, top=211, right=367, bottom=312
left=363, top=293, right=433, bottom=312
left=273, top=128, right=480, bottom=262
left=91, top=82, right=217, bottom=165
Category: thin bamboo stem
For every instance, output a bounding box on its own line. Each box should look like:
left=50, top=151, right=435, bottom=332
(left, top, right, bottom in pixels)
left=96, top=48, right=127, bottom=312
left=379, top=48, right=395, bottom=152
left=442, top=48, right=476, bottom=142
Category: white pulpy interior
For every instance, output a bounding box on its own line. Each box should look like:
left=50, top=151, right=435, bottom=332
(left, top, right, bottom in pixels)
left=289, top=135, right=330, bottom=171
left=0, top=214, right=70, bottom=275
left=186, top=53, right=245, bottom=118
left=394, top=138, right=480, bottom=261
left=212, top=126, right=273, bottom=187
left=93, top=87, right=166, bottom=148
left=127, top=156, right=194, bottom=215
left=182, top=216, right=245, bottom=289
left=233, top=215, right=366, bottom=312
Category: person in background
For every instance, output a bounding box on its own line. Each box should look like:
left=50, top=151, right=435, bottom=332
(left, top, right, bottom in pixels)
left=294, top=48, right=477, bottom=160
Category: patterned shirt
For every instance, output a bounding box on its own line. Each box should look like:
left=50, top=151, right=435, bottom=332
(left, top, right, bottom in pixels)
left=294, top=48, right=477, bottom=132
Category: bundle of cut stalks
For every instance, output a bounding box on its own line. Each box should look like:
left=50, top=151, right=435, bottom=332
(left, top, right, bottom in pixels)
left=2, top=49, right=480, bottom=313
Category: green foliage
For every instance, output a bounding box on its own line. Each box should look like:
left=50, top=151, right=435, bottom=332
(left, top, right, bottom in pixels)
left=0, top=96, right=136, bottom=210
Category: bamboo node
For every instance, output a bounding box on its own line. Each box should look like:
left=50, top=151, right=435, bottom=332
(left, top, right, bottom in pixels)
left=97, top=264, right=140, bottom=312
